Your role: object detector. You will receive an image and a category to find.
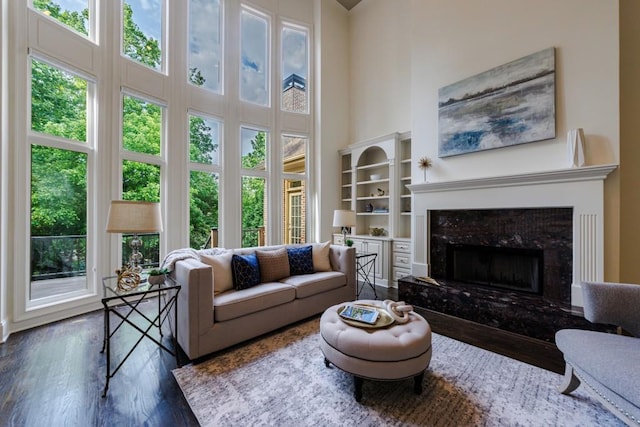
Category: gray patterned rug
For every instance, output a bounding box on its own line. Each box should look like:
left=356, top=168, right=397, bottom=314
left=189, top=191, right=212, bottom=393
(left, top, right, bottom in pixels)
left=172, top=318, right=623, bottom=426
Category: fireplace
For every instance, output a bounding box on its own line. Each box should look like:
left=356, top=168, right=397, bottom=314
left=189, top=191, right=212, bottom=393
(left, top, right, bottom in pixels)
left=400, top=165, right=617, bottom=341
left=430, top=208, right=572, bottom=307
left=446, top=243, right=543, bottom=295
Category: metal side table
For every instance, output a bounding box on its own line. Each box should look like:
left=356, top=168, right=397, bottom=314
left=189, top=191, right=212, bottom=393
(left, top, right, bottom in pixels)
left=355, top=252, right=377, bottom=299
left=100, top=275, right=181, bottom=397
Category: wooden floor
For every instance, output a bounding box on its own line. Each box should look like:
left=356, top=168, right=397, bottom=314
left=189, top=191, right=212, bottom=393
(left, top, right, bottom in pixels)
left=0, top=284, right=565, bottom=426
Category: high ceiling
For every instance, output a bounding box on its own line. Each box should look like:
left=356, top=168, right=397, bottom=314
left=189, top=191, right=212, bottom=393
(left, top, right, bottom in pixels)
left=336, top=0, right=362, bottom=11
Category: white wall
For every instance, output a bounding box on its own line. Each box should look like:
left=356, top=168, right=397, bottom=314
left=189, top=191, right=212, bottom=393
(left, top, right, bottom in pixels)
left=348, top=0, right=621, bottom=280
left=315, top=0, right=350, bottom=241
left=349, top=0, right=411, bottom=143
left=410, top=0, right=619, bottom=182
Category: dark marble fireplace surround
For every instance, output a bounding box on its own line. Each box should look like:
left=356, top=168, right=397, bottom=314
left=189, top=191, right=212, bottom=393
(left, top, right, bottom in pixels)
left=399, top=208, right=605, bottom=342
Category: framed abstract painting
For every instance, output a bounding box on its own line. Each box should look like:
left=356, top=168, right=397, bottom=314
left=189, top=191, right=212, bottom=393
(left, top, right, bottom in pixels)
left=438, top=47, right=556, bottom=157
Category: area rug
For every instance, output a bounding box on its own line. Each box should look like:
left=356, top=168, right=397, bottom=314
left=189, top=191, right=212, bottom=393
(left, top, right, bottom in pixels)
left=172, top=318, right=623, bottom=426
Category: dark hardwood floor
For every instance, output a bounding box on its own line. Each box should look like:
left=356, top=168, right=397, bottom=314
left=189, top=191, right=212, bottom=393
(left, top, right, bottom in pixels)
left=0, top=298, right=198, bottom=427
left=0, top=283, right=565, bottom=426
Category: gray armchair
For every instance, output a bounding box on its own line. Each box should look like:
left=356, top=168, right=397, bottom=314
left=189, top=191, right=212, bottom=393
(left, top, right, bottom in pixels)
left=555, top=281, right=640, bottom=426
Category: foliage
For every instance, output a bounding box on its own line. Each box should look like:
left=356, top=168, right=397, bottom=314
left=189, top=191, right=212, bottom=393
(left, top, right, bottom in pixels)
left=33, top=0, right=88, bottom=35
left=241, top=132, right=267, bottom=247
left=29, top=1, right=265, bottom=259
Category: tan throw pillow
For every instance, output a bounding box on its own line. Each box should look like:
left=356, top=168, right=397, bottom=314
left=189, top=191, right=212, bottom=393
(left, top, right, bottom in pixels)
left=312, top=241, right=332, bottom=272
left=201, top=251, right=233, bottom=295
left=256, top=247, right=290, bottom=282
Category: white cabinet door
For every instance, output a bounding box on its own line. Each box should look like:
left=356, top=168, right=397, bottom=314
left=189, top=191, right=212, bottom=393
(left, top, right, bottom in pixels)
left=353, top=238, right=386, bottom=283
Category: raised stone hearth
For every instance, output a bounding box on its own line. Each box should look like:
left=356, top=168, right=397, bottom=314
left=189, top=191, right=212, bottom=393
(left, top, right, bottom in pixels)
left=398, top=276, right=612, bottom=342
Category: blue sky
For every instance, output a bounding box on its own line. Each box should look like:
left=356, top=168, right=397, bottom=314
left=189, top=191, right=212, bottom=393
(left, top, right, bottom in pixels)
left=126, top=0, right=162, bottom=42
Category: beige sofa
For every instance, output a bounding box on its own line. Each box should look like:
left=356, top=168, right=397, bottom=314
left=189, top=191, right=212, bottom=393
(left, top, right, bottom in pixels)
left=170, top=243, right=356, bottom=360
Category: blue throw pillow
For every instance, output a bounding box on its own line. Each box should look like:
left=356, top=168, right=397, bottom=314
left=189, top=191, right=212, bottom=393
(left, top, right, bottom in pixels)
left=287, top=246, right=314, bottom=275
left=231, top=253, right=261, bottom=290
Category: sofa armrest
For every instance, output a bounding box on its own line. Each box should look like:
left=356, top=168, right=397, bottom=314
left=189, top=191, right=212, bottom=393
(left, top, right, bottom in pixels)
left=583, top=281, right=640, bottom=337
left=170, top=258, right=214, bottom=359
left=329, top=245, right=356, bottom=291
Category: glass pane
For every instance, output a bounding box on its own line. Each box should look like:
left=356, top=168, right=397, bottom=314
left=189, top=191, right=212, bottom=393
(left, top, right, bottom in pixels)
left=122, top=160, right=160, bottom=202
left=121, top=160, right=161, bottom=268
left=31, top=58, right=88, bottom=143
left=188, top=0, right=222, bottom=92
left=33, top=0, right=90, bottom=36
left=190, top=171, right=219, bottom=249
left=282, top=135, right=306, bottom=173
left=281, top=25, right=308, bottom=113
left=123, top=95, right=161, bottom=155
left=240, top=8, right=269, bottom=106
left=241, top=128, right=267, bottom=171
left=30, top=146, right=87, bottom=299
left=189, top=114, right=220, bottom=165
left=122, top=0, right=162, bottom=70
left=284, top=180, right=305, bottom=244
left=242, top=176, right=266, bottom=247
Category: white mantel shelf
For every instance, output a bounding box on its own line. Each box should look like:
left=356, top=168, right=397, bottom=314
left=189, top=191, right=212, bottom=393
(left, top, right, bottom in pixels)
left=407, top=164, right=618, bottom=194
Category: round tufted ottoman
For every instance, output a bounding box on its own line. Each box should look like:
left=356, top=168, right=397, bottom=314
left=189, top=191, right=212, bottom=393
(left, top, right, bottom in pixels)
left=320, top=300, right=432, bottom=402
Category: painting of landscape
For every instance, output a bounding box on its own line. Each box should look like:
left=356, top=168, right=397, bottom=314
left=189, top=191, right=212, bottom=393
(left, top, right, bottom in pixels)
left=438, top=47, right=556, bottom=157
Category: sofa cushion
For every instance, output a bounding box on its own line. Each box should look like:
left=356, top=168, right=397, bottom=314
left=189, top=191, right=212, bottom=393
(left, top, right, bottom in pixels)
left=556, top=329, right=640, bottom=408
left=200, top=251, right=233, bottom=295
left=256, top=247, right=290, bottom=282
left=312, top=241, right=332, bottom=272
left=287, top=245, right=314, bottom=275
left=214, top=282, right=296, bottom=322
left=280, top=271, right=346, bottom=299
left=231, top=253, right=261, bottom=290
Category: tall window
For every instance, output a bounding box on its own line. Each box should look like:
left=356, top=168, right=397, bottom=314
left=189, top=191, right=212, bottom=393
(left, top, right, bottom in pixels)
left=188, top=0, right=223, bottom=92
left=240, top=7, right=269, bottom=106
left=241, top=127, right=268, bottom=247
left=282, top=135, right=307, bottom=244
left=17, top=1, right=314, bottom=322
left=121, top=94, right=164, bottom=268
left=29, top=57, right=92, bottom=300
left=189, top=113, right=222, bottom=249
left=122, top=0, right=163, bottom=71
left=281, top=24, right=308, bottom=113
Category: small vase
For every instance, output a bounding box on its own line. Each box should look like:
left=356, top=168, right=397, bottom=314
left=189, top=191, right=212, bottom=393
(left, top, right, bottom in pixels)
left=148, top=274, right=166, bottom=285
left=567, top=128, right=585, bottom=168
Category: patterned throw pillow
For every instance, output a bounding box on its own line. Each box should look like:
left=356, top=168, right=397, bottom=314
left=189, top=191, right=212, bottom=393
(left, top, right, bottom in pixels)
left=287, top=246, right=314, bottom=275
left=256, top=248, right=290, bottom=282
left=231, top=253, right=261, bottom=290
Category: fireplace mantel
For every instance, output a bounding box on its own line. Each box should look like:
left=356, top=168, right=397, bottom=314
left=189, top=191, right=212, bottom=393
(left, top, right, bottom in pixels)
left=408, top=164, right=617, bottom=307
left=407, top=164, right=617, bottom=194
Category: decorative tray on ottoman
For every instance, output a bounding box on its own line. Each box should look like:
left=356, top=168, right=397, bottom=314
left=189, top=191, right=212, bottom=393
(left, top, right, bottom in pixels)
left=337, top=304, right=394, bottom=329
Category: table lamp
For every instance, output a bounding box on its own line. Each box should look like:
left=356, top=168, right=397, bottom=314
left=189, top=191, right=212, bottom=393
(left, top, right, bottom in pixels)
left=106, top=200, right=163, bottom=274
left=333, top=209, right=356, bottom=244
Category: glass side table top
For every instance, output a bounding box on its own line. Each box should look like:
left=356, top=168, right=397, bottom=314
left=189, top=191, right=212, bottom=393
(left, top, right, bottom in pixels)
left=102, top=275, right=179, bottom=301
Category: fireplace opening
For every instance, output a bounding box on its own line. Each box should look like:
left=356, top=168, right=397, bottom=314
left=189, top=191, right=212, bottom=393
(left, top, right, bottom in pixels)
left=446, top=243, right=543, bottom=294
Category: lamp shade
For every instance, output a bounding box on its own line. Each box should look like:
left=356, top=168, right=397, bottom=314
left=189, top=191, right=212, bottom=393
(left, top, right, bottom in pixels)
left=333, top=209, right=356, bottom=227
left=106, top=200, right=163, bottom=233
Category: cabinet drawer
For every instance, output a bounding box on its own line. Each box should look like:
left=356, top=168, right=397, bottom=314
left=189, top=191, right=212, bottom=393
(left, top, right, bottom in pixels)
left=393, top=253, right=411, bottom=267
left=393, top=267, right=411, bottom=281
left=393, top=241, right=412, bottom=253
